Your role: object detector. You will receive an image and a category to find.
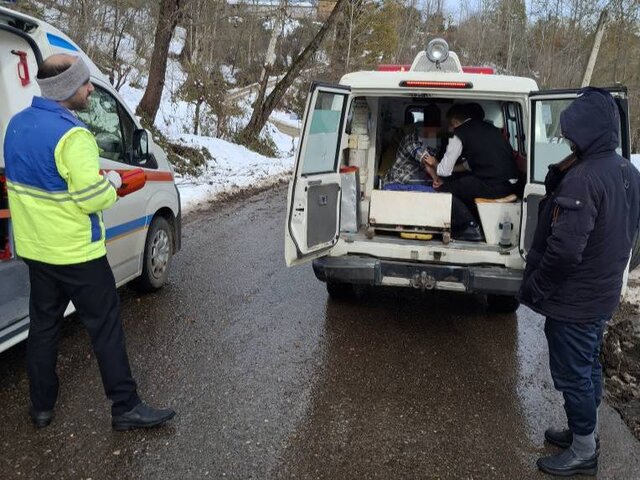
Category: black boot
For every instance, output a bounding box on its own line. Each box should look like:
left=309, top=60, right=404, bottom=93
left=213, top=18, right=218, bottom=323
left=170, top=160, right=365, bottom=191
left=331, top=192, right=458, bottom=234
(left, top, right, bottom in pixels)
left=537, top=449, right=598, bottom=477
left=112, top=402, right=176, bottom=431
left=453, top=221, right=484, bottom=242
left=545, top=428, right=600, bottom=452
left=29, top=406, right=53, bottom=428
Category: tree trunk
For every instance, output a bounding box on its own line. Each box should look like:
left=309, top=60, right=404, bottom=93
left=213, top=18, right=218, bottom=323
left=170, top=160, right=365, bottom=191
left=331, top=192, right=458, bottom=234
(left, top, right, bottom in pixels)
left=252, top=1, right=287, bottom=130
left=238, top=0, right=347, bottom=145
left=136, top=0, right=185, bottom=125
left=194, top=97, right=203, bottom=135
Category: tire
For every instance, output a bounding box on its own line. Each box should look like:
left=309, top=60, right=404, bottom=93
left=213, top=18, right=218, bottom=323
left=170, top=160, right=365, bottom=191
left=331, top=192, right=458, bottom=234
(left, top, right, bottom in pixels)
left=486, top=294, right=520, bottom=313
left=326, top=281, right=358, bottom=301
left=630, top=229, right=640, bottom=271
left=130, top=216, right=174, bottom=293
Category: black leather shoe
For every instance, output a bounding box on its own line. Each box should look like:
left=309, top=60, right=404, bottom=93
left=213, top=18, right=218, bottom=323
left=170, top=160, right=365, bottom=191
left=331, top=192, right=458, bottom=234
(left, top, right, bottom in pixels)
left=453, top=222, right=484, bottom=242
left=537, top=449, right=598, bottom=477
left=29, top=407, right=53, bottom=428
left=545, top=428, right=600, bottom=452
left=112, top=402, right=176, bottom=431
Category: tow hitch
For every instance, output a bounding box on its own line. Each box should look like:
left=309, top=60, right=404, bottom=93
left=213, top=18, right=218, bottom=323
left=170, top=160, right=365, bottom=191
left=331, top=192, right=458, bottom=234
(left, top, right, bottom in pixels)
left=411, top=271, right=436, bottom=290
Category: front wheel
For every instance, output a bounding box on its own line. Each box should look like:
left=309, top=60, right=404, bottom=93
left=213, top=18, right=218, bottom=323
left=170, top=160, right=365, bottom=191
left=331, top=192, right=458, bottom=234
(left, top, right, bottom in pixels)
left=486, top=294, right=519, bottom=313
left=130, top=216, right=174, bottom=293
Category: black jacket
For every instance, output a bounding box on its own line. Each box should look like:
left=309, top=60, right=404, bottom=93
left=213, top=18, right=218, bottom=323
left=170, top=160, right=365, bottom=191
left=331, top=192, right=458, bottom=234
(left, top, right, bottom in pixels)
left=454, top=119, right=519, bottom=184
left=518, top=87, right=640, bottom=323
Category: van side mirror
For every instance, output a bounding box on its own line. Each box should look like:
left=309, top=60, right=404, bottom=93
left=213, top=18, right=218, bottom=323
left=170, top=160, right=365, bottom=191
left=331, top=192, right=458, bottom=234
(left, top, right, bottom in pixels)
left=131, top=129, right=149, bottom=164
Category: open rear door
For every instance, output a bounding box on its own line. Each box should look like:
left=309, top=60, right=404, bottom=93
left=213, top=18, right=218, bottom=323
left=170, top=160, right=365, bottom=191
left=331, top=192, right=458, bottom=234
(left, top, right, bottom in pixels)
left=521, top=87, right=630, bottom=257
left=0, top=17, right=43, bottom=352
left=285, top=82, right=351, bottom=267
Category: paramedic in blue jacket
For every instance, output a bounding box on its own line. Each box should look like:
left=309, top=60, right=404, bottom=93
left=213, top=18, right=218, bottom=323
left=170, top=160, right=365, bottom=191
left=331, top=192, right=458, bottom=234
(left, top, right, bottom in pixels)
left=519, top=87, right=640, bottom=477
left=4, top=54, right=175, bottom=431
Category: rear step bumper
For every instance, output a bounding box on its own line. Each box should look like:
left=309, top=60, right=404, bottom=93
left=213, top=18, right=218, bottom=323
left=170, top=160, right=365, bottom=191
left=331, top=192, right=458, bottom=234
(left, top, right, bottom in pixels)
left=312, top=255, right=523, bottom=295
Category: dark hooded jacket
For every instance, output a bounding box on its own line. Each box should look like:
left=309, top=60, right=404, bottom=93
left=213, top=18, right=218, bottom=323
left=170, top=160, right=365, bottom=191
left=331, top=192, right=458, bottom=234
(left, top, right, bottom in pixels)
left=518, top=87, right=640, bottom=323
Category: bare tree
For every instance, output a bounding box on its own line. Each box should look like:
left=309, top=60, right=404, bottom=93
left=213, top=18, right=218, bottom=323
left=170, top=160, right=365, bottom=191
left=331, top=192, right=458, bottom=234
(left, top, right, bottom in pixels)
left=237, top=0, right=348, bottom=146
left=136, top=0, right=186, bottom=125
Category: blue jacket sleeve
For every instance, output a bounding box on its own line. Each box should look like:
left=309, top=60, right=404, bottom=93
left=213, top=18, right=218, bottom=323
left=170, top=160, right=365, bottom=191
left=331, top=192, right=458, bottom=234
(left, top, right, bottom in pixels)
left=525, top=175, right=600, bottom=302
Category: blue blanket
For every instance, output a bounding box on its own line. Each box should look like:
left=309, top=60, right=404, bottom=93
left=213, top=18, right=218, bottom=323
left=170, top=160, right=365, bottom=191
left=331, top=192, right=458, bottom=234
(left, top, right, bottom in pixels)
left=382, top=183, right=435, bottom=193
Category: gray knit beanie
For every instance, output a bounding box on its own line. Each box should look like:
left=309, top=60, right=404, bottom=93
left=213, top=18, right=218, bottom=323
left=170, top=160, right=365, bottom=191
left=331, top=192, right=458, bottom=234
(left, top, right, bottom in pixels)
left=36, top=57, right=91, bottom=101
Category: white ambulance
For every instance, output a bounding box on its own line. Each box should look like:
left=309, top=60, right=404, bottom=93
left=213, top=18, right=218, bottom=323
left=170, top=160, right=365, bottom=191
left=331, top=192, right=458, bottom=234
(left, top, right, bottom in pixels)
left=0, top=6, right=181, bottom=352
left=285, top=38, right=635, bottom=312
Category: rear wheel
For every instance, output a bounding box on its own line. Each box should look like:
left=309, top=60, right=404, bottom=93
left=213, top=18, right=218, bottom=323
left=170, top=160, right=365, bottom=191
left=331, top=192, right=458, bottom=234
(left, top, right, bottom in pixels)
left=486, top=294, right=519, bottom=313
left=130, top=216, right=174, bottom=293
left=326, top=281, right=358, bottom=301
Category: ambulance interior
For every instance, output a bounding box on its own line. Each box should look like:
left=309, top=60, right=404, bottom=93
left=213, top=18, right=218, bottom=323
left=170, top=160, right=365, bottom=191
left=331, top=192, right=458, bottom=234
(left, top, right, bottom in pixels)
left=338, top=95, right=526, bottom=248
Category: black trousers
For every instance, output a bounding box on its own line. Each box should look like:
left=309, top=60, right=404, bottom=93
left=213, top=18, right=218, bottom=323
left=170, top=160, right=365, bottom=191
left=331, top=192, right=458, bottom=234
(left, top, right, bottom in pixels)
left=438, top=174, right=515, bottom=229
left=545, top=317, right=607, bottom=435
left=24, top=256, right=140, bottom=416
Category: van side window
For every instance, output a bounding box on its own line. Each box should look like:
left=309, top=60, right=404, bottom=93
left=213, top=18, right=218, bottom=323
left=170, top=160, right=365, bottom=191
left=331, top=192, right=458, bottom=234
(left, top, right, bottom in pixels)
left=530, top=98, right=623, bottom=183
left=77, top=86, right=141, bottom=166
left=503, top=103, right=524, bottom=153
left=301, top=91, right=347, bottom=175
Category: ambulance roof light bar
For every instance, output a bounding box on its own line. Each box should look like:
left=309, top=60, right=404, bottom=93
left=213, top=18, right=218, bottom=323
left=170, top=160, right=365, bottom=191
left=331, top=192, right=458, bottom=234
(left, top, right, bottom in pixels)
left=377, top=65, right=495, bottom=74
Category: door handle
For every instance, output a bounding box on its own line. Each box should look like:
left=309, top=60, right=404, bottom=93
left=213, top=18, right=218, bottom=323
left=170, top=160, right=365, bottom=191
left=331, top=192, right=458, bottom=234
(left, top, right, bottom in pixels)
left=319, top=194, right=328, bottom=206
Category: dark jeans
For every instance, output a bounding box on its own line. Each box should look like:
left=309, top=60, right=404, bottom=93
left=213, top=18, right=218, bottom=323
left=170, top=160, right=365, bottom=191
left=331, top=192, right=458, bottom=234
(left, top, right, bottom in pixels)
left=438, top=174, right=515, bottom=229
left=544, top=317, right=607, bottom=436
left=25, top=256, right=140, bottom=416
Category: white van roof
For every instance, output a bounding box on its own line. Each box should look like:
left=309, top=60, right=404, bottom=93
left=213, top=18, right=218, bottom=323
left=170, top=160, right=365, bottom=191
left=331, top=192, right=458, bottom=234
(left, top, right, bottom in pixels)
left=0, top=6, right=106, bottom=81
left=340, top=69, right=539, bottom=97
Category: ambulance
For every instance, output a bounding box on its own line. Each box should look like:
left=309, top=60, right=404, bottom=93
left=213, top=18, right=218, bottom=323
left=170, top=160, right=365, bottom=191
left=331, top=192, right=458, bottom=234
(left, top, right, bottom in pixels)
left=0, top=6, right=181, bottom=353
left=285, top=38, right=636, bottom=312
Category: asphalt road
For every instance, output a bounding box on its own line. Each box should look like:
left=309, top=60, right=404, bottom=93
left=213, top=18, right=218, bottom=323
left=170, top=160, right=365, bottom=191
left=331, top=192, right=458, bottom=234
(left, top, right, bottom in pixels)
left=1, top=186, right=639, bottom=479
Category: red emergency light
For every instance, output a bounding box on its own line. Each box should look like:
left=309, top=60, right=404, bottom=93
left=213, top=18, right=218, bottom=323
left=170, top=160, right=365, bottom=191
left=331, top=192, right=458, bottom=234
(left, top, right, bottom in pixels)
left=399, top=80, right=473, bottom=89
left=462, top=66, right=495, bottom=75
left=377, top=64, right=411, bottom=72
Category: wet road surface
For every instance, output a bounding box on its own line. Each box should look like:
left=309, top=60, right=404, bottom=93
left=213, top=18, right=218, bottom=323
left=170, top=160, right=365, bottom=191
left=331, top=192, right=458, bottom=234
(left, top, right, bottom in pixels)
left=1, top=186, right=639, bottom=479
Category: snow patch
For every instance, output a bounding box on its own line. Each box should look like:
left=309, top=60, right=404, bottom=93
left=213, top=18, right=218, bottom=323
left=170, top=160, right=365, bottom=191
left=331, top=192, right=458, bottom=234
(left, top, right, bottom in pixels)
left=172, top=135, right=294, bottom=213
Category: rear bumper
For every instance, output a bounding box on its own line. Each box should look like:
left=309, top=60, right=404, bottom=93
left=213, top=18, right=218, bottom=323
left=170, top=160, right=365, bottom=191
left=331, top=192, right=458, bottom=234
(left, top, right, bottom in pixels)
left=312, top=255, right=522, bottom=296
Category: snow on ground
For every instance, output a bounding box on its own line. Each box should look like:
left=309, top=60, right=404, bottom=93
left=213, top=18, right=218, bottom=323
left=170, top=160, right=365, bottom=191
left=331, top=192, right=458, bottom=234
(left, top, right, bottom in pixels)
left=171, top=134, right=295, bottom=212
left=270, top=109, right=301, bottom=129
left=117, top=41, right=298, bottom=214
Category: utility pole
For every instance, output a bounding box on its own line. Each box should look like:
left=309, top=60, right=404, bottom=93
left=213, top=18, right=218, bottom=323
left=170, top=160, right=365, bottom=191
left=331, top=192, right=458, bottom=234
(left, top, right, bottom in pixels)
left=581, top=9, right=608, bottom=88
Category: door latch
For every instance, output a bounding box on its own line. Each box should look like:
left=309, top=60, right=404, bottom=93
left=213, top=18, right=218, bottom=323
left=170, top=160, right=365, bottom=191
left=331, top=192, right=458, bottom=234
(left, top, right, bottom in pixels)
left=319, top=194, right=328, bottom=206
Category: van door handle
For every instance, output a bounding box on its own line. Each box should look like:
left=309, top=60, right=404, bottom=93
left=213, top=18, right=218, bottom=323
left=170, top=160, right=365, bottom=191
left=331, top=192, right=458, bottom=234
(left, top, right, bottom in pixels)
left=319, top=194, right=328, bottom=206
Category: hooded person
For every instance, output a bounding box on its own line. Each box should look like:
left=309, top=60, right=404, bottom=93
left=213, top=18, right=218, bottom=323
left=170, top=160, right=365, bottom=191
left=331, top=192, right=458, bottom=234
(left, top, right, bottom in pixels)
left=518, top=87, right=640, bottom=477
left=3, top=54, right=175, bottom=431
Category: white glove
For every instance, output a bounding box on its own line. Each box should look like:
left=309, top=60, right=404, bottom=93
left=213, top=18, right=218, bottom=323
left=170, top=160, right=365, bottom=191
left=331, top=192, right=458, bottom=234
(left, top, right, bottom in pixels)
left=104, top=170, right=122, bottom=189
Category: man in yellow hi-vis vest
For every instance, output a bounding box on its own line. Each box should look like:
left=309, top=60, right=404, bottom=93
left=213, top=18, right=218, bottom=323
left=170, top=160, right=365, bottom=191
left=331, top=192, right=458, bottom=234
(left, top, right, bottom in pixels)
left=4, top=54, right=175, bottom=431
